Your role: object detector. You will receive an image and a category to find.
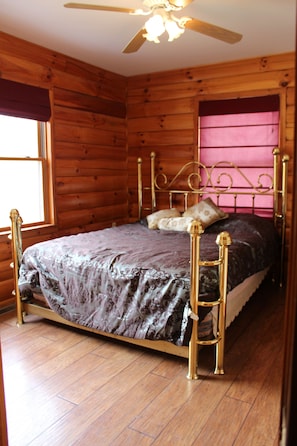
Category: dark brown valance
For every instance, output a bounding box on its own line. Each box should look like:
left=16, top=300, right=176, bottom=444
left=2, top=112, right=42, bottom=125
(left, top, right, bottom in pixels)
left=199, top=95, right=280, bottom=116
left=0, top=78, right=51, bottom=121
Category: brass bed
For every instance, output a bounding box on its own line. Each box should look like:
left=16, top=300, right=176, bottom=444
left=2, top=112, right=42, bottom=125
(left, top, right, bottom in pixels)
left=9, top=148, right=288, bottom=379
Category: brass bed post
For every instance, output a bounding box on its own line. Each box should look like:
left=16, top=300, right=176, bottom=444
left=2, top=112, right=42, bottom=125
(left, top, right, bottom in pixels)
left=150, top=152, right=156, bottom=212
left=280, top=153, right=289, bottom=286
left=187, top=220, right=204, bottom=380
left=214, top=231, right=232, bottom=374
left=273, top=147, right=289, bottom=286
left=273, top=147, right=280, bottom=223
left=137, top=157, right=143, bottom=220
left=187, top=221, right=231, bottom=379
left=9, top=209, right=24, bottom=326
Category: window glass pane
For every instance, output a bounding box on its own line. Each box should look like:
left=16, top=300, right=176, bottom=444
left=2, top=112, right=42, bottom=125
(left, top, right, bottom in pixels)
left=0, top=160, right=44, bottom=228
left=0, top=115, right=39, bottom=157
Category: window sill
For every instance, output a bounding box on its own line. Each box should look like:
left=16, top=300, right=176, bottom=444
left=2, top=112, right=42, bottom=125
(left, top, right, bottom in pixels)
left=0, top=223, right=57, bottom=242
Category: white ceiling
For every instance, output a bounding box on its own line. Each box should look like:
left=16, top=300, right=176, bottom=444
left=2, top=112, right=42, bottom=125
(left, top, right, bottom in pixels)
left=0, top=0, right=295, bottom=77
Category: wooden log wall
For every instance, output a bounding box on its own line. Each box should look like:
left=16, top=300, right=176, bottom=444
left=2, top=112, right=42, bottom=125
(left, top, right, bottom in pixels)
left=0, top=31, right=127, bottom=309
left=127, top=53, right=295, bottom=224
left=126, top=52, right=295, bottom=278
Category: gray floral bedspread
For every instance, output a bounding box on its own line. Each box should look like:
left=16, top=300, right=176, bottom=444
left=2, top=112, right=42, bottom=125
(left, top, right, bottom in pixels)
left=18, top=213, right=278, bottom=346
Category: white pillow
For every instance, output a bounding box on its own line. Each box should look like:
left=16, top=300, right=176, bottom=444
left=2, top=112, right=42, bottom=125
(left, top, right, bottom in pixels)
left=158, top=216, right=194, bottom=232
left=146, top=208, right=181, bottom=229
left=182, top=198, right=228, bottom=228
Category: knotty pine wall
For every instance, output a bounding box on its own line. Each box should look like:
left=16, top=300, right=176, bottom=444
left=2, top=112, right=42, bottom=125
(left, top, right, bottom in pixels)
left=0, top=30, right=295, bottom=309
left=0, top=31, right=127, bottom=308
left=127, top=53, right=295, bottom=222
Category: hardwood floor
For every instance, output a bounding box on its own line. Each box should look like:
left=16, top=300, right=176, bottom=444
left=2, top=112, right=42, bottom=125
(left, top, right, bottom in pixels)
left=0, top=278, right=285, bottom=446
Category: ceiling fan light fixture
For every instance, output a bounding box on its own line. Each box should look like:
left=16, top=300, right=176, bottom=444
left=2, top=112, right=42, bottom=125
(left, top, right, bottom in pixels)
left=165, top=16, right=185, bottom=41
left=144, top=9, right=185, bottom=44
left=144, top=14, right=165, bottom=43
left=64, top=2, right=243, bottom=53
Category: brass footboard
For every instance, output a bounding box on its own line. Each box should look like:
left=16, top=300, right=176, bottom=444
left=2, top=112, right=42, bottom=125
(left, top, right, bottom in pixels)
left=187, top=221, right=231, bottom=379
left=9, top=208, right=231, bottom=380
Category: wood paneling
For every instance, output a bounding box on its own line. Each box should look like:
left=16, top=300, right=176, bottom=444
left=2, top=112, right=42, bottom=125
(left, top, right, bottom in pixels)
left=0, top=31, right=127, bottom=308
left=126, top=53, right=295, bottom=231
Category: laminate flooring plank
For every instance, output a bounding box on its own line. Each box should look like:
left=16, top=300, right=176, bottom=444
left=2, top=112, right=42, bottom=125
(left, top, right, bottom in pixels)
left=110, top=427, right=154, bottom=446
left=59, top=347, right=145, bottom=405
left=28, top=353, right=164, bottom=446
left=2, top=335, right=102, bottom=404
left=233, top=343, right=283, bottom=446
left=192, top=395, right=251, bottom=445
left=148, top=376, right=235, bottom=445
left=226, top=306, right=284, bottom=405
left=72, top=372, right=171, bottom=445
left=130, top=366, right=204, bottom=438
left=7, top=393, right=75, bottom=446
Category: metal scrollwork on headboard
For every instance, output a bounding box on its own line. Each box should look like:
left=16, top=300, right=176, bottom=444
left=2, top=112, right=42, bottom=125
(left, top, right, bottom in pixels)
left=208, top=161, right=274, bottom=194
left=155, top=161, right=206, bottom=192
left=138, top=148, right=288, bottom=218
left=154, top=160, right=274, bottom=194
left=152, top=157, right=276, bottom=215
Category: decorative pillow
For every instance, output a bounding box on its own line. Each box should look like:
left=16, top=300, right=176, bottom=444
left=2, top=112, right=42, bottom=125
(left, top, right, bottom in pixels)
left=182, top=198, right=228, bottom=228
left=158, top=216, right=194, bottom=232
left=146, top=208, right=181, bottom=229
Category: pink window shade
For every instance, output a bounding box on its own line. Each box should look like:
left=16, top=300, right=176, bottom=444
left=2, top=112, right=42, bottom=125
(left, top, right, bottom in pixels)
left=199, top=98, right=279, bottom=216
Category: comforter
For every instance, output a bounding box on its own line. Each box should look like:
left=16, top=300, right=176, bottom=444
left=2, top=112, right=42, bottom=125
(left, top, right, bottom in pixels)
left=18, top=213, right=278, bottom=346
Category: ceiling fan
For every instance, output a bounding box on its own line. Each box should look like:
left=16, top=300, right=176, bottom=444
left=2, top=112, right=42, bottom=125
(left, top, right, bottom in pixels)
left=64, top=0, right=242, bottom=53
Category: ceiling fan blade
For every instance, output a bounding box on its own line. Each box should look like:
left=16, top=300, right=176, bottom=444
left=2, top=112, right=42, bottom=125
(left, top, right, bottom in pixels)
left=122, top=29, right=147, bottom=54
left=184, top=18, right=242, bottom=44
left=64, top=3, right=136, bottom=14
left=169, top=0, right=193, bottom=8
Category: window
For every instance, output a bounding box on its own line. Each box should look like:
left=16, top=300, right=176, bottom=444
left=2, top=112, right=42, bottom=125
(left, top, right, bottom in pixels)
left=0, top=79, right=52, bottom=231
left=198, top=95, right=280, bottom=216
left=0, top=115, right=50, bottom=230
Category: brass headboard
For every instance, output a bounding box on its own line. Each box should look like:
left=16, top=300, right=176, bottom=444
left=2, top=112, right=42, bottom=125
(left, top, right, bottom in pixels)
left=138, top=148, right=289, bottom=283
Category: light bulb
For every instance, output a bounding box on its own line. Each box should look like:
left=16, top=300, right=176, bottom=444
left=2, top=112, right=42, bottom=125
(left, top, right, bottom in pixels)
left=144, top=15, right=165, bottom=43
left=165, top=19, right=185, bottom=42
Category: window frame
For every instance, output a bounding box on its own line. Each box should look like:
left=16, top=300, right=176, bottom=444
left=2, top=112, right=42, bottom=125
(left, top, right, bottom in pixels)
left=196, top=90, right=286, bottom=163
left=0, top=117, right=54, bottom=233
